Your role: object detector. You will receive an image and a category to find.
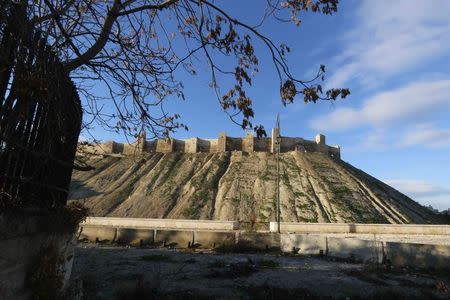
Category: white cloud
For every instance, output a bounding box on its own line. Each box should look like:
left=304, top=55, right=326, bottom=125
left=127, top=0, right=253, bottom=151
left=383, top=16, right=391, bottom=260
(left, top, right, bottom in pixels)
left=327, top=0, right=450, bottom=88
left=385, top=179, right=450, bottom=210
left=399, top=123, right=450, bottom=149
left=359, top=129, right=388, bottom=151
left=344, top=129, right=389, bottom=153
left=386, top=180, right=450, bottom=198
left=310, top=80, right=450, bottom=131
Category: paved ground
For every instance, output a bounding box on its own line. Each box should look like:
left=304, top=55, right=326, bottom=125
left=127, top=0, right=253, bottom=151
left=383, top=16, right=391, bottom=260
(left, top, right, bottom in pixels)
left=67, top=243, right=450, bottom=299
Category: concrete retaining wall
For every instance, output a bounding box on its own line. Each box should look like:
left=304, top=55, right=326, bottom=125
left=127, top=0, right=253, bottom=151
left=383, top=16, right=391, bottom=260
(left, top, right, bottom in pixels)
left=79, top=218, right=272, bottom=250
left=78, top=225, right=450, bottom=270
left=281, top=234, right=383, bottom=263
left=281, top=233, right=450, bottom=269
left=78, top=226, right=280, bottom=251
left=154, top=230, right=194, bottom=248
left=116, top=228, right=154, bottom=246
left=194, top=231, right=235, bottom=248
left=270, top=222, right=450, bottom=235
left=83, top=218, right=450, bottom=236
left=384, top=241, right=450, bottom=269
left=82, top=217, right=239, bottom=231
left=238, top=232, right=280, bottom=250
left=77, top=218, right=450, bottom=270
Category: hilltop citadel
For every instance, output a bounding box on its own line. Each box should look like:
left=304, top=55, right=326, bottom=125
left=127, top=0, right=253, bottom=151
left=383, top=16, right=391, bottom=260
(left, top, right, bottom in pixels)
left=81, top=128, right=341, bottom=159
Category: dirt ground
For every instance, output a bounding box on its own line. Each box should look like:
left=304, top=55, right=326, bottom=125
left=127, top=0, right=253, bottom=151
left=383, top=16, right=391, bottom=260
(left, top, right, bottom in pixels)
left=67, top=244, right=450, bottom=299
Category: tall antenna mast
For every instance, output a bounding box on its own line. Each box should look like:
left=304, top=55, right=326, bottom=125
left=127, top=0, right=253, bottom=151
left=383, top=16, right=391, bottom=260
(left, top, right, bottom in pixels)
left=275, top=113, right=281, bottom=233
left=276, top=113, right=280, bottom=132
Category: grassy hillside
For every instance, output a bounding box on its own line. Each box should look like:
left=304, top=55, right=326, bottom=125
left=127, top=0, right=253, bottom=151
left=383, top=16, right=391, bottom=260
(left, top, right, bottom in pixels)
left=69, top=152, right=441, bottom=224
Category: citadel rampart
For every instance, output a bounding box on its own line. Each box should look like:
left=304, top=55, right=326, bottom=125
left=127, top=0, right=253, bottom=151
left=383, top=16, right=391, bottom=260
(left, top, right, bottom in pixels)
left=80, top=129, right=341, bottom=159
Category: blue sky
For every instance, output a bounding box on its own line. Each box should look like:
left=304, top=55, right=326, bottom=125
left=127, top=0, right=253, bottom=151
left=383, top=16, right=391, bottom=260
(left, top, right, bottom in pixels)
left=81, top=0, right=450, bottom=210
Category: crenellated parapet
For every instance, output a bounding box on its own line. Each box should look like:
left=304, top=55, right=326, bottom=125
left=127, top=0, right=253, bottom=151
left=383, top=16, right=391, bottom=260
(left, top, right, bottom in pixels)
left=78, top=130, right=341, bottom=159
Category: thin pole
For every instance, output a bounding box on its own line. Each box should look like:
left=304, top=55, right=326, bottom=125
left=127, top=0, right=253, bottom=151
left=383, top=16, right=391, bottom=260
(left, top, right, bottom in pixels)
left=274, top=113, right=281, bottom=234
left=276, top=137, right=281, bottom=233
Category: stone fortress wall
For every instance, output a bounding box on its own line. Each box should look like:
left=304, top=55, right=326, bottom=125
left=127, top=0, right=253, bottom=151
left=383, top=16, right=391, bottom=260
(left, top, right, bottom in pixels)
left=80, top=129, right=341, bottom=159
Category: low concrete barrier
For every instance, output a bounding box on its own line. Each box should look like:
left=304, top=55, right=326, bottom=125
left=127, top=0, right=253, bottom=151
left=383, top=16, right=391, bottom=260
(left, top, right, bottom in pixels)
left=116, top=228, right=154, bottom=246
left=238, top=232, right=280, bottom=250
left=79, top=225, right=117, bottom=243
left=194, top=231, right=236, bottom=249
left=154, top=230, right=194, bottom=248
left=281, top=234, right=327, bottom=255
left=270, top=222, right=450, bottom=235
left=77, top=218, right=450, bottom=270
left=83, top=217, right=239, bottom=231
left=384, top=242, right=450, bottom=269
left=78, top=225, right=274, bottom=250
left=280, top=234, right=450, bottom=269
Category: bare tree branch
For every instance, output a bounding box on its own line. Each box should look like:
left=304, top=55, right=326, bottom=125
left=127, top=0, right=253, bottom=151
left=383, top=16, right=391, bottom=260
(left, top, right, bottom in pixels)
left=21, top=0, right=348, bottom=140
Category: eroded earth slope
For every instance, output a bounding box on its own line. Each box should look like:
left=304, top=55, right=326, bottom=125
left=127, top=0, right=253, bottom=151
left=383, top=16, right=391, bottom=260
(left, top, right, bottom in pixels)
left=69, top=152, right=440, bottom=223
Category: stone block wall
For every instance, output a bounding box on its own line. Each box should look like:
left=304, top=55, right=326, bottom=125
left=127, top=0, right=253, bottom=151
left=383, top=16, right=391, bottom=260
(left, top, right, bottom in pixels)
left=226, top=137, right=243, bottom=151
left=328, top=145, right=341, bottom=159
left=77, top=131, right=341, bottom=159
left=122, top=143, right=139, bottom=155
left=198, top=138, right=212, bottom=152
left=218, top=132, right=226, bottom=152
left=104, top=141, right=117, bottom=153
left=156, top=138, right=174, bottom=153
left=302, top=141, right=318, bottom=152
left=173, top=139, right=185, bottom=152
left=271, top=128, right=280, bottom=153
left=78, top=140, right=121, bottom=155
left=280, top=137, right=305, bottom=152
left=185, top=138, right=198, bottom=153
left=208, top=139, right=218, bottom=152
left=254, top=137, right=271, bottom=152
left=145, top=140, right=157, bottom=152
left=242, top=132, right=254, bottom=152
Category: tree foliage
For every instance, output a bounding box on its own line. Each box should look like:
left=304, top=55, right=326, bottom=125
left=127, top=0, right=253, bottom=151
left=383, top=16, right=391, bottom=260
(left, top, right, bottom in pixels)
left=21, top=0, right=349, bottom=139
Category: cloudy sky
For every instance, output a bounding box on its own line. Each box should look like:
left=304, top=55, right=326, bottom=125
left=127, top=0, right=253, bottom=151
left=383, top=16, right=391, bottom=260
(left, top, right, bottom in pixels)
left=86, top=0, right=450, bottom=210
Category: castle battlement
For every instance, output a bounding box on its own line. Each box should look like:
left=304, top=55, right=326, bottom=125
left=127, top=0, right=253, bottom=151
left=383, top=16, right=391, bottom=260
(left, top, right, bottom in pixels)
left=79, top=130, right=340, bottom=159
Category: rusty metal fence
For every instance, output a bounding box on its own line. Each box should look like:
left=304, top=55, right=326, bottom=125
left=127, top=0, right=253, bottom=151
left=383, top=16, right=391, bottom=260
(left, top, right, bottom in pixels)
left=0, top=3, right=81, bottom=210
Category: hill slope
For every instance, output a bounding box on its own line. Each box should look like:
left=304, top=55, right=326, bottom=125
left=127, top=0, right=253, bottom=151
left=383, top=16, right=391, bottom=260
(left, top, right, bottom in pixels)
left=69, top=152, right=440, bottom=224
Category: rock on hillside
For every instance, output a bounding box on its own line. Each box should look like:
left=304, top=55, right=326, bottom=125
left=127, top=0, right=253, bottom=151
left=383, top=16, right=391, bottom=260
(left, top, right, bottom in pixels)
left=69, top=152, right=440, bottom=224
